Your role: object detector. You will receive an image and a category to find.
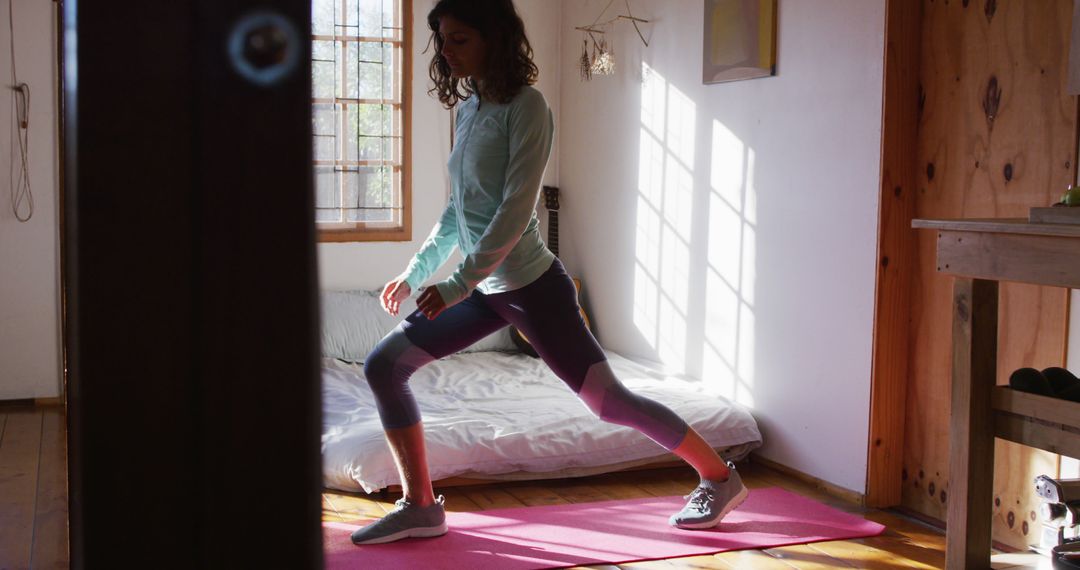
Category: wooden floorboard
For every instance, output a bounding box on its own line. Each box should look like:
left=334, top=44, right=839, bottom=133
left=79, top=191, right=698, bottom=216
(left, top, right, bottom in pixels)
left=442, top=491, right=482, bottom=512
left=763, top=544, right=858, bottom=569
left=806, top=539, right=940, bottom=569
left=0, top=411, right=43, bottom=570
left=714, top=549, right=796, bottom=569
left=546, top=478, right=612, bottom=504
left=503, top=481, right=574, bottom=507
left=861, top=511, right=947, bottom=554
left=462, top=485, right=528, bottom=510
left=30, top=409, right=68, bottom=569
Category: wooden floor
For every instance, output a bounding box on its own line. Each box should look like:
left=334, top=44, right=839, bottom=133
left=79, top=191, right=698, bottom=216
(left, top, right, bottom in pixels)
left=0, top=404, right=68, bottom=570
left=0, top=404, right=1054, bottom=569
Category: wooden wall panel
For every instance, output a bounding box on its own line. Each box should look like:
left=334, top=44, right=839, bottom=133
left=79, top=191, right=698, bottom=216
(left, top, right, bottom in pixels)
left=867, top=0, right=921, bottom=509
left=906, top=0, right=1075, bottom=550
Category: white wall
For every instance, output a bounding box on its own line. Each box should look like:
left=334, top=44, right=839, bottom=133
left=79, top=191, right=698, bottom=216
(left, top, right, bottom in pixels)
left=557, top=0, right=885, bottom=494
left=318, top=0, right=562, bottom=290
left=0, top=0, right=62, bottom=399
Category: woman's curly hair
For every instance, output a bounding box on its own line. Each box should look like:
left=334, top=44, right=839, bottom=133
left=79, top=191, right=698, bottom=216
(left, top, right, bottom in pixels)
left=427, top=0, right=539, bottom=108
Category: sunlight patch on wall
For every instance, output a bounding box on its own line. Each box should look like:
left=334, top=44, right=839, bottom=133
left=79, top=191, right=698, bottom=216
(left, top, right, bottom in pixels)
left=703, top=119, right=757, bottom=407
left=634, top=262, right=660, bottom=346
left=703, top=271, right=739, bottom=394
left=634, top=62, right=665, bottom=348
left=634, top=195, right=662, bottom=346
left=638, top=134, right=665, bottom=212
left=740, top=219, right=757, bottom=307
left=658, top=224, right=691, bottom=364
left=640, top=62, right=666, bottom=137
left=667, top=87, right=697, bottom=169
left=664, top=155, right=695, bottom=243
left=634, top=62, right=697, bottom=372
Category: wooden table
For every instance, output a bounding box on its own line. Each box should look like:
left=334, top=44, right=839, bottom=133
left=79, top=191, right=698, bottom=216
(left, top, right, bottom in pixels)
left=912, top=218, right=1080, bottom=569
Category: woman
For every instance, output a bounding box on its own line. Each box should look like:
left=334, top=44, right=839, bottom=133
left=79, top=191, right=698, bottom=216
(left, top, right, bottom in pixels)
left=351, top=0, right=747, bottom=546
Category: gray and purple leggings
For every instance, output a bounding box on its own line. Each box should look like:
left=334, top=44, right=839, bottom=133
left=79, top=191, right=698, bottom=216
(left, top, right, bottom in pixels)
left=364, top=258, right=691, bottom=451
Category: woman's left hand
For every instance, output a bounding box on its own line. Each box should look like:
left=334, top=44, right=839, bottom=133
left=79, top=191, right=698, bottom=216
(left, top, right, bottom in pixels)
left=417, top=286, right=448, bottom=320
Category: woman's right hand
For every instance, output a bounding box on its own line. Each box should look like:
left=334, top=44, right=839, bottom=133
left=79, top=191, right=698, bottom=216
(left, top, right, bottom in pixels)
left=380, top=279, right=411, bottom=316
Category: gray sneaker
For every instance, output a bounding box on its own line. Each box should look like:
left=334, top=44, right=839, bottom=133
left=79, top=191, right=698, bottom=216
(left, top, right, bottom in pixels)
left=350, top=495, right=448, bottom=545
left=669, top=462, right=749, bottom=529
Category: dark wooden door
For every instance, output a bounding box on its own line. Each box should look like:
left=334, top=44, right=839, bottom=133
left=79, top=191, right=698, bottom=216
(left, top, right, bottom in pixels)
left=63, top=0, right=321, bottom=567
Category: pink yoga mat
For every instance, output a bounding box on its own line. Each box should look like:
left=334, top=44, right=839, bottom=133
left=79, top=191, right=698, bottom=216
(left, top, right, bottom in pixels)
left=323, top=487, right=885, bottom=569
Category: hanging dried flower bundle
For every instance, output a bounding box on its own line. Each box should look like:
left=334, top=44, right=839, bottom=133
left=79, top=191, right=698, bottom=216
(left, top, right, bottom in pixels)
left=573, top=0, right=649, bottom=82
left=592, top=35, right=615, bottom=76
left=579, top=38, right=593, bottom=81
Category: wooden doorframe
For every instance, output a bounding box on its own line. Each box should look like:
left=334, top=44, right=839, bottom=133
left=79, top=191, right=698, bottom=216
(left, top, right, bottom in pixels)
left=866, top=0, right=921, bottom=508
left=55, top=0, right=68, bottom=409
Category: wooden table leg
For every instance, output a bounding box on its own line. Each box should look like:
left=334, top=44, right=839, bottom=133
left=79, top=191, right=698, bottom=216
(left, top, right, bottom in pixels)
left=947, top=277, right=998, bottom=569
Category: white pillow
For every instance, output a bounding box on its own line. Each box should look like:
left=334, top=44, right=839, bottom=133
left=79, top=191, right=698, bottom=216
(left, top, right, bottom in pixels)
left=320, top=289, right=518, bottom=362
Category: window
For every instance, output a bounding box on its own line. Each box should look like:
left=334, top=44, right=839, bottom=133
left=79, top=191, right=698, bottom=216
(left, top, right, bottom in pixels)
left=312, top=0, right=411, bottom=242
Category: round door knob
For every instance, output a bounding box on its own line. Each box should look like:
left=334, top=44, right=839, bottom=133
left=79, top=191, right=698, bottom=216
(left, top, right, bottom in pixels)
left=243, top=24, right=289, bottom=69
left=228, top=10, right=300, bottom=87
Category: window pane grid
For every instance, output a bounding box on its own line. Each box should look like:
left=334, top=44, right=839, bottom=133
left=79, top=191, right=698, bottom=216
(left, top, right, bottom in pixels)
left=313, top=160, right=402, bottom=167
left=313, top=98, right=401, bottom=104
left=312, top=0, right=406, bottom=236
left=311, top=35, right=403, bottom=44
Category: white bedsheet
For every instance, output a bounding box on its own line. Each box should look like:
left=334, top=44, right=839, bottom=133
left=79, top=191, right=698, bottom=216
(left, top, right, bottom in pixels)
left=322, top=350, right=762, bottom=493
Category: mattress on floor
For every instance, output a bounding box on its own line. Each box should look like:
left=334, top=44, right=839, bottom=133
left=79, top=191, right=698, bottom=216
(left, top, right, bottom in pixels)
left=321, top=350, right=762, bottom=493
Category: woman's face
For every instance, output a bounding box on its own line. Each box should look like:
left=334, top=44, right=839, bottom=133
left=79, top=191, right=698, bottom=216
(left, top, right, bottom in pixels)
left=438, top=16, right=487, bottom=79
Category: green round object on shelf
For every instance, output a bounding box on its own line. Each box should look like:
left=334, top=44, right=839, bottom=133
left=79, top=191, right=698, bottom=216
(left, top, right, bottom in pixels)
left=1062, top=185, right=1080, bottom=206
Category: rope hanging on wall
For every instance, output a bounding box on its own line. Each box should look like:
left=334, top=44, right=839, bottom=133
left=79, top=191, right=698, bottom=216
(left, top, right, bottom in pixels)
left=9, top=0, right=33, bottom=222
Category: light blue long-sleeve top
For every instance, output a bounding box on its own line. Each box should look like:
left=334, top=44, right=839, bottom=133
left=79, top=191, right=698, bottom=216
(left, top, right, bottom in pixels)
left=399, top=85, right=556, bottom=308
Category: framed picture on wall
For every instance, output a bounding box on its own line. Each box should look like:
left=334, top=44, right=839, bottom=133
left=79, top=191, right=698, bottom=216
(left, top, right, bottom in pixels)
left=703, top=0, right=777, bottom=84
